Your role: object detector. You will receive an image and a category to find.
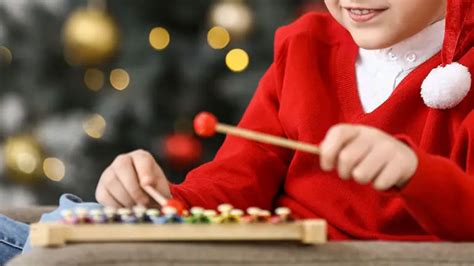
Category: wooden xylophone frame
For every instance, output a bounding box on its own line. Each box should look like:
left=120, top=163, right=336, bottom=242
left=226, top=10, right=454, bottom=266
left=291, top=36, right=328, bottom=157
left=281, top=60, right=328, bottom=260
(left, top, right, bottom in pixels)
left=30, top=219, right=327, bottom=247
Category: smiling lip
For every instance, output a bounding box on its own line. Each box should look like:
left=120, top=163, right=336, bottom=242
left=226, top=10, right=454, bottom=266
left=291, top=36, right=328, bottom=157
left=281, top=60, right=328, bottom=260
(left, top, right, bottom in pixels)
left=345, top=7, right=388, bottom=23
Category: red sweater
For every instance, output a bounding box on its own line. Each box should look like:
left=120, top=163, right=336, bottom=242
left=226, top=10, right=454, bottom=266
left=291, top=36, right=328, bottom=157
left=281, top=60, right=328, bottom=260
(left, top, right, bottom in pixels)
left=171, top=13, right=474, bottom=241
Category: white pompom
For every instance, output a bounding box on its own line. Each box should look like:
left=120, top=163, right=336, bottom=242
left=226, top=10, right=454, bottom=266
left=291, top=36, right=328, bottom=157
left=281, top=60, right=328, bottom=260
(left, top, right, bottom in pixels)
left=421, top=62, right=472, bottom=109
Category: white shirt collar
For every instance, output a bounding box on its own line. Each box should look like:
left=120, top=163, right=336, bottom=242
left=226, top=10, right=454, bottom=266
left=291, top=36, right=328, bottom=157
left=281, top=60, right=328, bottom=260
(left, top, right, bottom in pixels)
left=358, top=19, right=445, bottom=71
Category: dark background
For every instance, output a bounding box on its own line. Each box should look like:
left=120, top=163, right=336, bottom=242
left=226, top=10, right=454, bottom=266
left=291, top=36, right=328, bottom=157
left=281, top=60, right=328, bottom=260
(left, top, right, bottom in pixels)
left=0, top=0, right=325, bottom=206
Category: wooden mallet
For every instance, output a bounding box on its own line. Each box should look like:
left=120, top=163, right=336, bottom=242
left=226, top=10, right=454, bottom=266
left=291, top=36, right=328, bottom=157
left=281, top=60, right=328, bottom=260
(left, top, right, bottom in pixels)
left=142, top=186, right=185, bottom=215
left=193, top=112, right=320, bottom=154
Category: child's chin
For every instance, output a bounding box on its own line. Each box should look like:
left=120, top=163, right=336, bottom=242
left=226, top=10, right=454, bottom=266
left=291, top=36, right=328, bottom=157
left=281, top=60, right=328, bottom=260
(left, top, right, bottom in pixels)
left=351, top=32, right=399, bottom=50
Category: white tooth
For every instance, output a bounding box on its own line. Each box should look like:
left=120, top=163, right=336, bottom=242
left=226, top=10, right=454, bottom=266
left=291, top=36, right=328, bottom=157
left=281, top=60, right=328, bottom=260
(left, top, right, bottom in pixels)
left=361, top=10, right=370, bottom=15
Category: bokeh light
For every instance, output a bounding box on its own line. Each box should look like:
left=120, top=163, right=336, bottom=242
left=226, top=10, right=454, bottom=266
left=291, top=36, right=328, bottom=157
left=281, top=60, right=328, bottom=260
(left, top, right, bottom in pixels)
left=149, top=27, right=170, bottom=50
left=4, top=135, right=43, bottom=181
left=84, top=68, right=105, bottom=91
left=62, top=8, right=119, bottom=66
left=110, top=68, right=130, bottom=91
left=209, top=0, right=253, bottom=40
left=207, top=26, right=230, bottom=49
left=83, top=114, right=106, bottom=139
left=16, top=153, right=38, bottom=174
left=43, top=158, right=66, bottom=182
left=225, top=48, right=249, bottom=72
left=0, top=46, right=12, bottom=65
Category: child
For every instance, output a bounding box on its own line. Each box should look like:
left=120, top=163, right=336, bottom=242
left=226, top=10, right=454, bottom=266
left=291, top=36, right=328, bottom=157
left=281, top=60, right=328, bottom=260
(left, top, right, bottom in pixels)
left=1, top=0, right=473, bottom=263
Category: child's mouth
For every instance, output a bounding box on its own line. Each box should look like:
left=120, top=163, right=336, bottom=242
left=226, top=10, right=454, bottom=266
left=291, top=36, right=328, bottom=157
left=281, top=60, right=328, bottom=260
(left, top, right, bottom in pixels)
left=345, top=8, right=387, bottom=23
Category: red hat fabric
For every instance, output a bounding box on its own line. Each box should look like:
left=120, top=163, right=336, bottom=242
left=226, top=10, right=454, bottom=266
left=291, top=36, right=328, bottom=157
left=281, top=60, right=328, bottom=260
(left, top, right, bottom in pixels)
left=421, top=0, right=473, bottom=109
left=442, top=0, right=474, bottom=64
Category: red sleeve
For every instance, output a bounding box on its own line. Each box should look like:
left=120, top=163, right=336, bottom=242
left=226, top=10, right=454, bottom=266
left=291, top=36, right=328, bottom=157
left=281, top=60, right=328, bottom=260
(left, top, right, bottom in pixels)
left=396, top=112, right=474, bottom=241
left=169, top=13, right=333, bottom=211
left=170, top=63, right=292, bottom=211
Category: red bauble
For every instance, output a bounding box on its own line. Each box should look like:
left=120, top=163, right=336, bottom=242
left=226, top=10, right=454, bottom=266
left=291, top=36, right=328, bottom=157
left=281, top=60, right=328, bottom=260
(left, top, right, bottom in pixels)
left=193, top=112, right=217, bottom=137
left=163, top=133, right=202, bottom=170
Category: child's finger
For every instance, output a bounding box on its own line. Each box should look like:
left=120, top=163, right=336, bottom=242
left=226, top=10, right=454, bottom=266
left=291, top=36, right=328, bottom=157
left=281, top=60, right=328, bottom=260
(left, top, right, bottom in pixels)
left=336, top=136, right=371, bottom=180
left=154, top=164, right=172, bottom=199
left=97, top=186, right=122, bottom=208
left=373, top=161, right=402, bottom=191
left=96, top=167, right=122, bottom=207
left=113, top=155, right=150, bottom=206
left=352, top=147, right=389, bottom=185
left=130, top=150, right=172, bottom=200
left=320, top=124, right=359, bottom=171
left=105, top=173, right=136, bottom=207
left=129, top=150, right=161, bottom=187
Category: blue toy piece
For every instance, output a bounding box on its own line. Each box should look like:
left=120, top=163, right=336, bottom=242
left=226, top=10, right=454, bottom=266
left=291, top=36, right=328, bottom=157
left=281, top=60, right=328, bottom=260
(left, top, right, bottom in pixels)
left=121, top=215, right=139, bottom=224
left=165, top=215, right=183, bottom=224
left=149, top=214, right=183, bottom=224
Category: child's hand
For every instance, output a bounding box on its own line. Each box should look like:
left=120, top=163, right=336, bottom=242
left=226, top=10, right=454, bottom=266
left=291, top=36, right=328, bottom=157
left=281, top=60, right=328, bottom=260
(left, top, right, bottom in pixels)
left=96, top=150, right=171, bottom=207
left=319, top=124, right=418, bottom=191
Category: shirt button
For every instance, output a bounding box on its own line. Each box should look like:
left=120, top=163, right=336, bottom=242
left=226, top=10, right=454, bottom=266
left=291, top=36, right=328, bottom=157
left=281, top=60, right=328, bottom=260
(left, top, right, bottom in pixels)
left=388, top=51, right=398, bottom=61
left=405, top=52, right=417, bottom=62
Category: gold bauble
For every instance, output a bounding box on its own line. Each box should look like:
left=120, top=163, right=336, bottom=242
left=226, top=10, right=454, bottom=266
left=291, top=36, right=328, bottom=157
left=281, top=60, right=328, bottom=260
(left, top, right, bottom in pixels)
left=4, top=135, right=44, bottom=182
left=63, top=8, right=120, bottom=66
left=209, top=0, right=254, bottom=40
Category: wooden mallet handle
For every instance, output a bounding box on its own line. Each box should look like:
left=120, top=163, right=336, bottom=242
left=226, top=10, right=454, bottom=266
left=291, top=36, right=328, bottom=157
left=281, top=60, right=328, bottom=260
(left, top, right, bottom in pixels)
left=194, top=112, right=320, bottom=154
left=143, top=186, right=168, bottom=206
left=142, top=185, right=185, bottom=215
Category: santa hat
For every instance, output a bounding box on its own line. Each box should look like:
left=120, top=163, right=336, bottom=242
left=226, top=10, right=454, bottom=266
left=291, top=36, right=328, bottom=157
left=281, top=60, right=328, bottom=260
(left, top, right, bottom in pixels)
left=421, top=0, right=473, bottom=109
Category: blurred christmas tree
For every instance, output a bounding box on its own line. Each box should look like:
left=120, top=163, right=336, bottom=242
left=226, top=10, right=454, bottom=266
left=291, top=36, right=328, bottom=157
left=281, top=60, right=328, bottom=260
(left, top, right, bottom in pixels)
left=0, top=0, right=323, bottom=206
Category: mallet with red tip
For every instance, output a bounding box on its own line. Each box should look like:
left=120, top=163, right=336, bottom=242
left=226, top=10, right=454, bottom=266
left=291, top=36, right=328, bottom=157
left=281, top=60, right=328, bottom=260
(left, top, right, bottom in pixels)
left=194, top=112, right=320, bottom=154
left=142, top=186, right=185, bottom=215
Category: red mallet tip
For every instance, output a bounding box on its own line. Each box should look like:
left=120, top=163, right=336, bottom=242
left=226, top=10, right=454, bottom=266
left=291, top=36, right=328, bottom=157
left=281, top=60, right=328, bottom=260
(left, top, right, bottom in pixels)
left=194, top=112, right=218, bottom=137
left=166, top=199, right=185, bottom=215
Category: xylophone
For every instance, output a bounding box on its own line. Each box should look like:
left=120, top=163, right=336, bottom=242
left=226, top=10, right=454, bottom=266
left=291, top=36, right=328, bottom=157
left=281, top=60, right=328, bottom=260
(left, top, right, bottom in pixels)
left=30, top=204, right=327, bottom=247
left=30, top=112, right=327, bottom=247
